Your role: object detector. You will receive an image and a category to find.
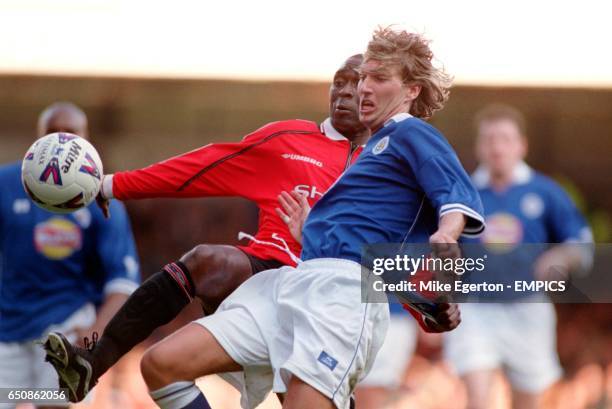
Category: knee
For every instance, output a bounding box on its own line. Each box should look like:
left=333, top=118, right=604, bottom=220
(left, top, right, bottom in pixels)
left=141, top=345, right=176, bottom=389
left=180, top=245, right=226, bottom=307
left=181, top=244, right=219, bottom=273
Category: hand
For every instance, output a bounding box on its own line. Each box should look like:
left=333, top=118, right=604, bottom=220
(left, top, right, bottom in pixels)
left=429, top=231, right=461, bottom=260
left=423, top=302, right=461, bottom=332
left=96, top=192, right=110, bottom=218
left=533, top=246, right=571, bottom=282
left=275, top=190, right=311, bottom=244
left=96, top=175, right=111, bottom=218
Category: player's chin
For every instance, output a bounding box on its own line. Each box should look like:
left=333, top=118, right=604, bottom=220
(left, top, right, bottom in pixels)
left=332, top=115, right=361, bottom=132
left=358, top=112, right=376, bottom=129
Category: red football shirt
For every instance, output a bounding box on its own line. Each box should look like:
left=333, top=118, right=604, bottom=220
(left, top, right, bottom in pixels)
left=110, top=119, right=362, bottom=266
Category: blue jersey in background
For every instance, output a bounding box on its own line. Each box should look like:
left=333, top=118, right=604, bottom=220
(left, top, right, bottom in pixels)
left=462, top=162, right=592, bottom=298
left=0, top=161, right=140, bottom=342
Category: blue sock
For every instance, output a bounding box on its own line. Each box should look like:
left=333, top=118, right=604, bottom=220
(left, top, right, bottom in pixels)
left=180, top=392, right=211, bottom=409
left=150, top=381, right=212, bottom=409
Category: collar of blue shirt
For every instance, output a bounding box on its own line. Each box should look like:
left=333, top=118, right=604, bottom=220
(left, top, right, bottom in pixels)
left=472, top=161, right=533, bottom=189
left=383, top=112, right=413, bottom=128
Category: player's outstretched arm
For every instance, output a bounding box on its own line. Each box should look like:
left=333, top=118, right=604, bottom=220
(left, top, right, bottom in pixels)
left=101, top=131, right=275, bottom=206
left=276, top=190, right=310, bottom=244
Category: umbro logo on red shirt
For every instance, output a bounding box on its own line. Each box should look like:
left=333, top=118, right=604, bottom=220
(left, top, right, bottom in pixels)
left=281, top=153, right=323, bottom=168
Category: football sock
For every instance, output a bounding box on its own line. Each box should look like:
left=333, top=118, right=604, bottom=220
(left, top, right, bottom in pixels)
left=150, top=382, right=212, bottom=409
left=92, top=261, right=195, bottom=378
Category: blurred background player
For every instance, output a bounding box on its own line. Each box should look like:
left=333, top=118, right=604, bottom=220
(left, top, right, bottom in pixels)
left=444, top=104, right=593, bottom=409
left=0, top=102, right=140, bottom=409
left=354, top=305, right=417, bottom=408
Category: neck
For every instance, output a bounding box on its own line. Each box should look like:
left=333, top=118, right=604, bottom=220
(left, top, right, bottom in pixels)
left=489, top=170, right=513, bottom=190
left=374, top=104, right=412, bottom=134
left=347, top=129, right=370, bottom=145
left=370, top=124, right=383, bottom=135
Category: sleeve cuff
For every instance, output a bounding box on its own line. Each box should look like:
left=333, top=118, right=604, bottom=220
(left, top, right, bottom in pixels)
left=103, top=278, right=138, bottom=296
left=439, top=203, right=486, bottom=238
left=563, top=227, right=595, bottom=274
left=101, top=174, right=114, bottom=199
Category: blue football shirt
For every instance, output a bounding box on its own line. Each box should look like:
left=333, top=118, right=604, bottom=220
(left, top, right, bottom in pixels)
left=471, top=162, right=591, bottom=244
left=462, top=162, right=592, bottom=290
left=301, top=113, right=485, bottom=263
left=0, top=161, right=140, bottom=342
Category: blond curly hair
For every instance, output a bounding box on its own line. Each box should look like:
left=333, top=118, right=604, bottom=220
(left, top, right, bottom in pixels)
left=364, top=27, right=452, bottom=119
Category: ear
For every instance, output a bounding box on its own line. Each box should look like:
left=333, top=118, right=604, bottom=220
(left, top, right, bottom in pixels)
left=519, top=134, right=528, bottom=159
left=404, top=83, right=421, bottom=104
left=474, top=134, right=485, bottom=163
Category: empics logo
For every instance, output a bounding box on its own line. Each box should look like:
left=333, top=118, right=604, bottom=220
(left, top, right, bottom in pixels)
left=281, top=153, right=323, bottom=168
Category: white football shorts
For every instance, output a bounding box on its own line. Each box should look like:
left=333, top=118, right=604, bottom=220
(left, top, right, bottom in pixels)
left=195, top=258, right=390, bottom=409
left=444, top=302, right=561, bottom=392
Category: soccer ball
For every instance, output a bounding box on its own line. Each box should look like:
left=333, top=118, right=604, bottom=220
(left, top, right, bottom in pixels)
left=21, top=132, right=103, bottom=213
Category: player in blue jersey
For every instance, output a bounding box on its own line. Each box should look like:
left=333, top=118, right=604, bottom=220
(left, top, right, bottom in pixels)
left=0, top=102, right=140, bottom=409
left=277, top=190, right=419, bottom=409
left=122, top=28, right=484, bottom=409
left=444, top=104, right=593, bottom=409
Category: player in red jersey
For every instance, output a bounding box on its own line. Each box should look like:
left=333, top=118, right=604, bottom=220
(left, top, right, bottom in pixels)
left=44, top=54, right=368, bottom=402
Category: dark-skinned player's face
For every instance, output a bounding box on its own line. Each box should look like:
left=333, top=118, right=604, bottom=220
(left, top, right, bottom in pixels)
left=329, top=55, right=367, bottom=138
left=38, top=111, right=88, bottom=140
